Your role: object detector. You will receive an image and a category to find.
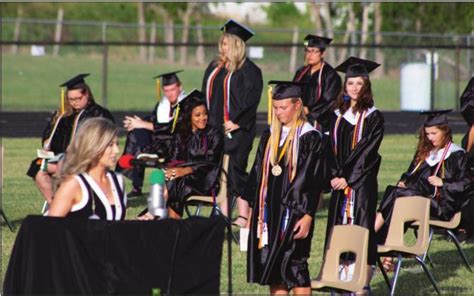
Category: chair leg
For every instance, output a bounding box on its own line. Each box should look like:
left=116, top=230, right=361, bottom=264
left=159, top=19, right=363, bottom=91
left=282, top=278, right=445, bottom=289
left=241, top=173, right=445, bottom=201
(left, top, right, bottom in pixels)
left=389, top=254, right=403, bottom=296
left=213, top=206, right=239, bottom=244
left=194, top=203, right=202, bottom=216
left=446, top=229, right=472, bottom=272
left=414, top=256, right=441, bottom=295
left=422, top=227, right=434, bottom=262
left=1, top=208, right=14, bottom=232
left=377, top=257, right=391, bottom=289
left=41, top=201, right=49, bottom=214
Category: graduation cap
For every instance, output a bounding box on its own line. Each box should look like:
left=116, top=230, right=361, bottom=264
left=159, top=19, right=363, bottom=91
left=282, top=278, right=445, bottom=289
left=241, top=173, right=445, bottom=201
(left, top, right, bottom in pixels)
left=221, top=19, right=254, bottom=42
left=58, top=73, right=90, bottom=114
left=153, top=70, right=183, bottom=100
left=335, top=57, right=380, bottom=78
left=266, top=81, right=305, bottom=125
left=59, top=73, right=90, bottom=90
left=169, top=89, right=206, bottom=133
left=303, top=34, right=332, bottom=50
left=420, top=109, right=452, bottom=127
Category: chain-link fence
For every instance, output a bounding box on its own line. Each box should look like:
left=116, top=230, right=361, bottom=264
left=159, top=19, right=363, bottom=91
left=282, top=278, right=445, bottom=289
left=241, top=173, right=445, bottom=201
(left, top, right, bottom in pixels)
left=2, top=17, right=473, bottom=112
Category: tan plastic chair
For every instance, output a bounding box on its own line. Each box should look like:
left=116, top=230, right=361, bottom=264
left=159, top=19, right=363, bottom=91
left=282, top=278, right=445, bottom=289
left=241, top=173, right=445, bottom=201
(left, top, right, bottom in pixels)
left=377, top=196, right=440, bottom=296
left=185, top=154, right=229, bottom=217
left=420, top=212, right=472, bottom=272
left=311, top=224, right=369, bottom=293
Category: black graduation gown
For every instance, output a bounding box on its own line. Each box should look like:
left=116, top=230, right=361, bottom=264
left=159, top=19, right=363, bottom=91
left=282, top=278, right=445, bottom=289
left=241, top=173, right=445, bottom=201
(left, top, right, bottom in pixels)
left=377, top=147, right=471, bottom=243
left=243, top=127, right=324, bottom=288
left=202, top=58, right=263, bottom=197
left=166, top=126, right=224, bottom=216
left=26, top=102, right=114, bottom=178
left=325, top=108, right=384, bottom=265
left=293, top=63, right=342, bottom=132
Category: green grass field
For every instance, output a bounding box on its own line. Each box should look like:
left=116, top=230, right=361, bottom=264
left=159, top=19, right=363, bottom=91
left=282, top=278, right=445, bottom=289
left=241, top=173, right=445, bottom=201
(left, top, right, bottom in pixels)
left=0, top=53, right=411, bottom=112
left=1, top=134, right=473, bottom=294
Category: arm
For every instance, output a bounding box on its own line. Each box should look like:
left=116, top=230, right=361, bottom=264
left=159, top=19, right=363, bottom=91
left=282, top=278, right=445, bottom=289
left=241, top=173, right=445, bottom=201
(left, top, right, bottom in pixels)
left=48, top=177, right=82, bottom=217
left=308, top=69, right=342, bottom=127
left=124, top=115, right=154, bottom=132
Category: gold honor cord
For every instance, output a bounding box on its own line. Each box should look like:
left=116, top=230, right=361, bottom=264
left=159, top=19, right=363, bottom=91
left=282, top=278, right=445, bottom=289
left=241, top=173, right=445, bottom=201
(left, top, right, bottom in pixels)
left=171, top=104, right=180, bottom=133
left=271, top=121, right=297, bottom=176
left=156, top=79, right=161, bottom=101
left=267, top=85, right=273, bottom=125
left=60, top=88, right=65, bottom=114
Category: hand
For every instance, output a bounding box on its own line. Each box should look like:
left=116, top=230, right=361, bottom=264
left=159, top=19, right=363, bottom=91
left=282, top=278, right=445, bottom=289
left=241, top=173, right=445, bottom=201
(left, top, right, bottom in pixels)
left=165, top=167, right=192, bottom=181
left=303, top=106, right=309, bottom=115
left=123, top=115, right=145, bottom=131
left=137, top=212, right=155, bottom=220
left=223, top=121, right=239, bottom=134
left=397, top=181, right=406, bottom=188
left=428, top=176, right=443, bottom=187
left=293, top=214, right=313, bottom=240
left=330, top=177, right=348, bottom=190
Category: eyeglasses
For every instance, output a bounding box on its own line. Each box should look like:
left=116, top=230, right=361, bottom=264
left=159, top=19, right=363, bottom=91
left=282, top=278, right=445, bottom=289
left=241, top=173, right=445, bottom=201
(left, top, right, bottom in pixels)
left=67, top=95, right=84, bottom=103
left=304, top=48, right=321, bottom=55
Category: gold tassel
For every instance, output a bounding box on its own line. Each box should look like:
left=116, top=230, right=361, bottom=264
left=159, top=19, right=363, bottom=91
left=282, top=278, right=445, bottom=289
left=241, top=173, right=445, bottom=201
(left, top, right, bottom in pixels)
left=171, top=103, right=180, bottom=133
left=156, top=79, right=161, bottom=101
left=60, top=87, right=65, bottom=114
left=267, top=85, right=273, bottom=125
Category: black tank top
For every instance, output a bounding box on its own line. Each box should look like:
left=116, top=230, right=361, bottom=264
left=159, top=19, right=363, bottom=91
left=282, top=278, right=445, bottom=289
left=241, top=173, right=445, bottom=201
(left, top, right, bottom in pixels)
left=67, top=171, right=126, bottom=220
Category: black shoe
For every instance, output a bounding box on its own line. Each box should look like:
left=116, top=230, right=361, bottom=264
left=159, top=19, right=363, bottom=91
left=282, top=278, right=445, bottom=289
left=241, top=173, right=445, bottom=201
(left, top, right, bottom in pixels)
left=127, top=188, right=143, bottom=198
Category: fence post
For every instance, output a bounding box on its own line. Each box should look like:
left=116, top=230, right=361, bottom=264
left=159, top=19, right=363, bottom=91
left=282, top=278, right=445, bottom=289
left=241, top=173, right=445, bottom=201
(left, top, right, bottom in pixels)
left=12, top=8, right=22, bottom=54
left=53, top=8, right=64, bottom=57
left=148, top=21, right=156, bottom=64
left=430, top=48, right=435, bottom=110
left=455, top=47, right=460, bottom=110
left=289, top=26, right=299, bottom=74
left=102, top=21, right=107, bottom=43
left=166, top=20, right=174, bottom=63
left=102, top=43, right=108, bottom=108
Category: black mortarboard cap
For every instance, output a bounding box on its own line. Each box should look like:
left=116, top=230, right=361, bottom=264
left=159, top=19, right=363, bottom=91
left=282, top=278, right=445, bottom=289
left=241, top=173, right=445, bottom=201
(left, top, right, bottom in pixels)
left=420, top=109, right=452, bottom=127
left=268, top=80, right=304, bottom=100
left=460, top=77, right=474, bottom=125
left=181, top=89, right=207, bottom=112
left=153, top=70, right=183, bottom=86
left=221, top=19, right=254, bottom=42
left=335, top=57, right=380, bottom=78
left=303, top=34, right=332, bottom=50
left=59, top=73, right=90, bottom=89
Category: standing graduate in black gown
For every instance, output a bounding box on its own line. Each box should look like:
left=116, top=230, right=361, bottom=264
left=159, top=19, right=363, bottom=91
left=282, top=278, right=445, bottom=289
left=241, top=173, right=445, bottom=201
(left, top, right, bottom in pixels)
left=202, top=19, right=263, bottom=227
left=459, top=77, right=474, bottom=243
left=375, top=110, right=471, bottom=246
left=117, top=71, right=187, bottom=197
left=293, top=35, right=342, bottom=131
left=325, top=57, right=384, bottom=286
left=27, top=74, right=114, bottom=204
left=138, top=90, right=224, bottom=219
left=243, top=81, right=324, bottom=294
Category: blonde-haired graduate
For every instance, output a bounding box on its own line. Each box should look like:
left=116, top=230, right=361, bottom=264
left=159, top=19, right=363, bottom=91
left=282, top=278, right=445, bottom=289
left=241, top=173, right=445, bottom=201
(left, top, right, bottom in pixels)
left=242, top=81, right=325, bottom=295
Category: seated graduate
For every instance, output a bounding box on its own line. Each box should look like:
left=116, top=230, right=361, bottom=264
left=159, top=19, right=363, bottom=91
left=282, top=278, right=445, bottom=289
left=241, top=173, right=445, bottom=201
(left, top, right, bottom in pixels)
left=375, top=110, right=471, bottom=244
left=48, top=118, right=126, bottom=220
left=27, top=73, right=114, bottom=204
left=459, top=77, right=474, bottom=243
left=140, top=90, right=224, bottom=220
left=117, top=70, right=187, bottom=197
left=242, top=81, right=324, bottom=295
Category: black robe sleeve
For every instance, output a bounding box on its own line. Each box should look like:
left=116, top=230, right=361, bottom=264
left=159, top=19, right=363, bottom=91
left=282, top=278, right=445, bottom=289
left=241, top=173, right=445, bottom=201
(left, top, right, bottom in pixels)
left=308, top=68, right=342, bottom=128
left=460, top=78, right=474, bottom=125
left=399, top=154, right=418, bottom=182
left=81, top=103, right=115, bottom=123
left=440, top=151, right=471, bottom=211
left=242, top=129, right=271, bottom=208
left=335, top=111, right=385, bottom=189
left=281, top=131, right=325, bottom=217
left=230, top=60, right=263, bottom=131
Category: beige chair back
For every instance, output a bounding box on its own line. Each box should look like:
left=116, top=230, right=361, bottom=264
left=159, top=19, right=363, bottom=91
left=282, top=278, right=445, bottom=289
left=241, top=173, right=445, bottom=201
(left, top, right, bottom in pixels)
left=385, top=196, right=430, bottom=257
left=314, top=225, right=369, bottom=292
left=430, top=212, right=461, bottom=228
left=187, top=154, right=229, bottom=204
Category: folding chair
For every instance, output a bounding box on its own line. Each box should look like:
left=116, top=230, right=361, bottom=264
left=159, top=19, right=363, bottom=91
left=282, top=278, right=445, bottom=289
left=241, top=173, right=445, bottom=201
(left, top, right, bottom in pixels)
left=311, top=224, right=369, bottom=294
left=378, top=196, right=440, bottom=296
left=185, top=154, right=229, bottom=217
left=416, top=212, right=472, bottom=272
left=1, top=145, right=15, bottom=232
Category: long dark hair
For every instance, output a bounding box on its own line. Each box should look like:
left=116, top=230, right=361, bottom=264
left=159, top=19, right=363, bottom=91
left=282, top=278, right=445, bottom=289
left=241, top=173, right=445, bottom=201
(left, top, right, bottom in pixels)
left=177, top=99, right=208, bottom=142
left=415, top=124, right=453, bottom=164
left=335, top=76, right=374, bottom=114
